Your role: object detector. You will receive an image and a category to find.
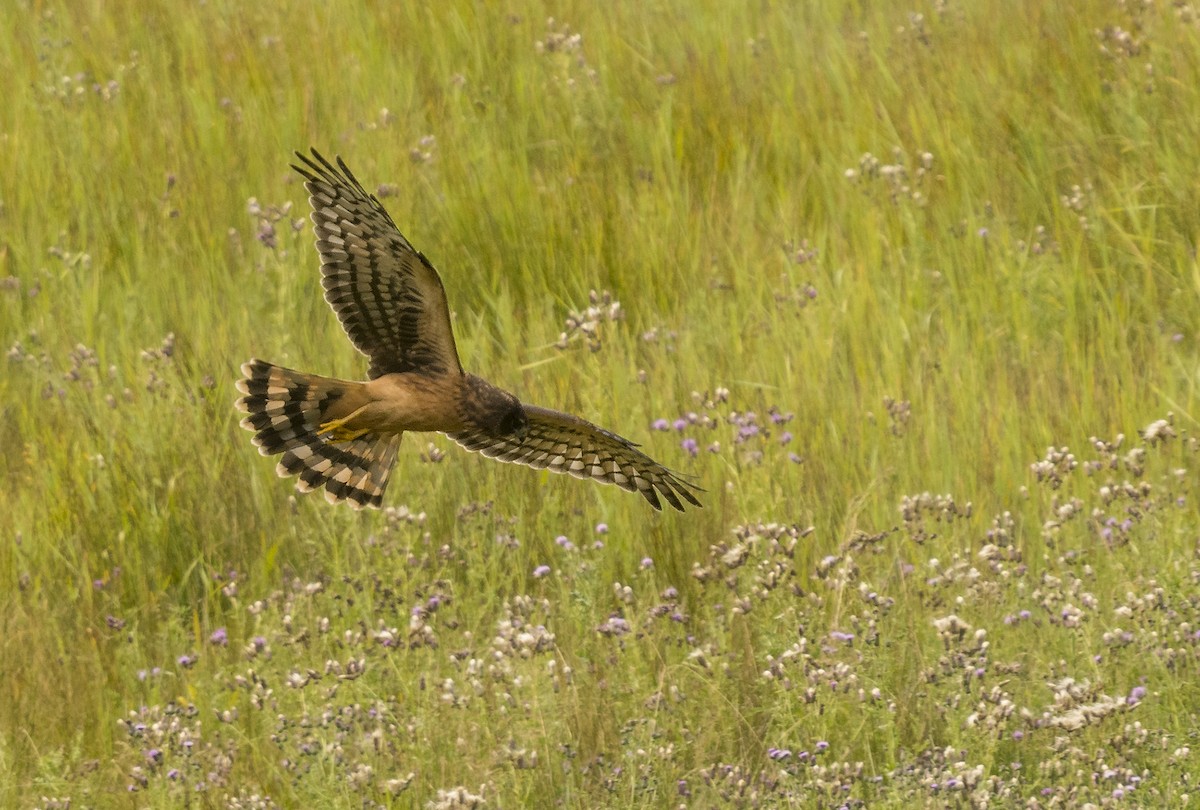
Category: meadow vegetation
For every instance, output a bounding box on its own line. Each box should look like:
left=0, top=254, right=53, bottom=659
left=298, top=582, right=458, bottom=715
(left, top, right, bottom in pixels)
left=2, top=0, right=1199, bottom=806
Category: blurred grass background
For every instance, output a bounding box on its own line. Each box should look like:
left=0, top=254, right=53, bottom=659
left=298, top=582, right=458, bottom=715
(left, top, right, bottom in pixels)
left=2, top=0, right=1198, bottom=806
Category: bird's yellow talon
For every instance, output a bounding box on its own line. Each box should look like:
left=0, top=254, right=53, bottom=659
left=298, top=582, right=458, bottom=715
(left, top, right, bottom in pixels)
left=318, top=410, right=370, bottom=443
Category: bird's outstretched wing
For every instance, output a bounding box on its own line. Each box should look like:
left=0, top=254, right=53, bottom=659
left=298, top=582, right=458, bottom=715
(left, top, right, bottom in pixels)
left=292, top=149, right=461, bottom=378
left=446, top=405, right=703, bottom=511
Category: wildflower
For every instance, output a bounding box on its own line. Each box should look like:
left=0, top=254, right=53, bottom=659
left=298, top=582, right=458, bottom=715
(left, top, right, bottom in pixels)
left=652, top=418, right=670, bottom=431
left=735, top=424, right=759, bottom=442
left=681, top=438, right=699, bottom=457
left=533, top=565, right=551, bottom=578
left=209, top=627, right=228, bottom=646
left=597, top=614, right=630, bottom=636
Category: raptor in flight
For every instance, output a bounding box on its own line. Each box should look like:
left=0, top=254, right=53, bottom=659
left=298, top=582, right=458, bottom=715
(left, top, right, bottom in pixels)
left=235, top=150, right=702, bottom=511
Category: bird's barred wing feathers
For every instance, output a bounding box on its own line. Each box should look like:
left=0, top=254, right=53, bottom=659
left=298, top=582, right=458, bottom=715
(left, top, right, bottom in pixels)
left=446, top=405, right=703, bottom=511
left=291, top=149, right=461, bottom=379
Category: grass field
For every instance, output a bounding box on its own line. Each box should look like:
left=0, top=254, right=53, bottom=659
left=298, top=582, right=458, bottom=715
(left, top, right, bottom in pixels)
left=3, top=0, right=1199, bottom=806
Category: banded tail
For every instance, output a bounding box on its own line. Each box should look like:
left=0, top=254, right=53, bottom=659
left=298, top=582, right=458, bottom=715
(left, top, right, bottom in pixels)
left=234, top=359, right=401, bottom=509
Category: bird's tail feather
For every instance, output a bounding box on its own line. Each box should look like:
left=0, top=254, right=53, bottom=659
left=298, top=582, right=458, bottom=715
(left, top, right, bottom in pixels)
left=234, top=359, right=401, bottom=509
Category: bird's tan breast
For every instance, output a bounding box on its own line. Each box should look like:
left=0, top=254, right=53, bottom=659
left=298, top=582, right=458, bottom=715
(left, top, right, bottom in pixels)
left=351, top=372, right=469, bottom=434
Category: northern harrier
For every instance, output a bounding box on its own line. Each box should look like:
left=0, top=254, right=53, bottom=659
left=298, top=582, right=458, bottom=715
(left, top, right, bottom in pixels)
left=235, top=150, right=702, bottom=511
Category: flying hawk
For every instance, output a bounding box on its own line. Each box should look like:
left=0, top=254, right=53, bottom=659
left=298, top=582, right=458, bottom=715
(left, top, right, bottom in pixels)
left=235, top=150, right=702, bottom=511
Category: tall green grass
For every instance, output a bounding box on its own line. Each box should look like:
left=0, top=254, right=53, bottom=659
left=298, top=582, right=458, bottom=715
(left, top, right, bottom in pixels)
left=2, top=0, right=1198, bottom=806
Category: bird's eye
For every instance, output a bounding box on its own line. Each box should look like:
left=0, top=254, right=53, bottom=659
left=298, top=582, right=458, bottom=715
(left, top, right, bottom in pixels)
left=502, top=409, right=527, bottom=435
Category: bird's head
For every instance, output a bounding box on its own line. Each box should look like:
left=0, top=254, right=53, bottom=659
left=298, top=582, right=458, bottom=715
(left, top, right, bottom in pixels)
left=463, top=375, right=529, bottom=440
left=496, top=399, right=529, bottom=441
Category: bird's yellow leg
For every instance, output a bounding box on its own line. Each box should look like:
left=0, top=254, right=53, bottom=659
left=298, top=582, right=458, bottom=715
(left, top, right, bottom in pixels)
left=318, top=406, right=371, bottom=443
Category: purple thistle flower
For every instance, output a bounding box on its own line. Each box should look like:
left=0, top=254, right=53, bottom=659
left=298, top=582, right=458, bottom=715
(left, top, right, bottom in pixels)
left=1127, top=685, right=1147, bottom=705
left=209, top=627, right=228, bottom=646
left=672, top=418, right=688, bottom=431
left=779, top=431, right=793, bottom=445
left=640, top=557, right=654, bottom=570
left=177, top=653, right=196, bottom=669
left=595, top=522, right=608, bottom=535
left=533, top=565, right=551, bottom=578
left=735, top=424, right=760, bottom=442
left=681, top=438, right=699, bottom=457
left=652, top=418, right=670, bottom=431
left=597, top=615, right=631, bottom=636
